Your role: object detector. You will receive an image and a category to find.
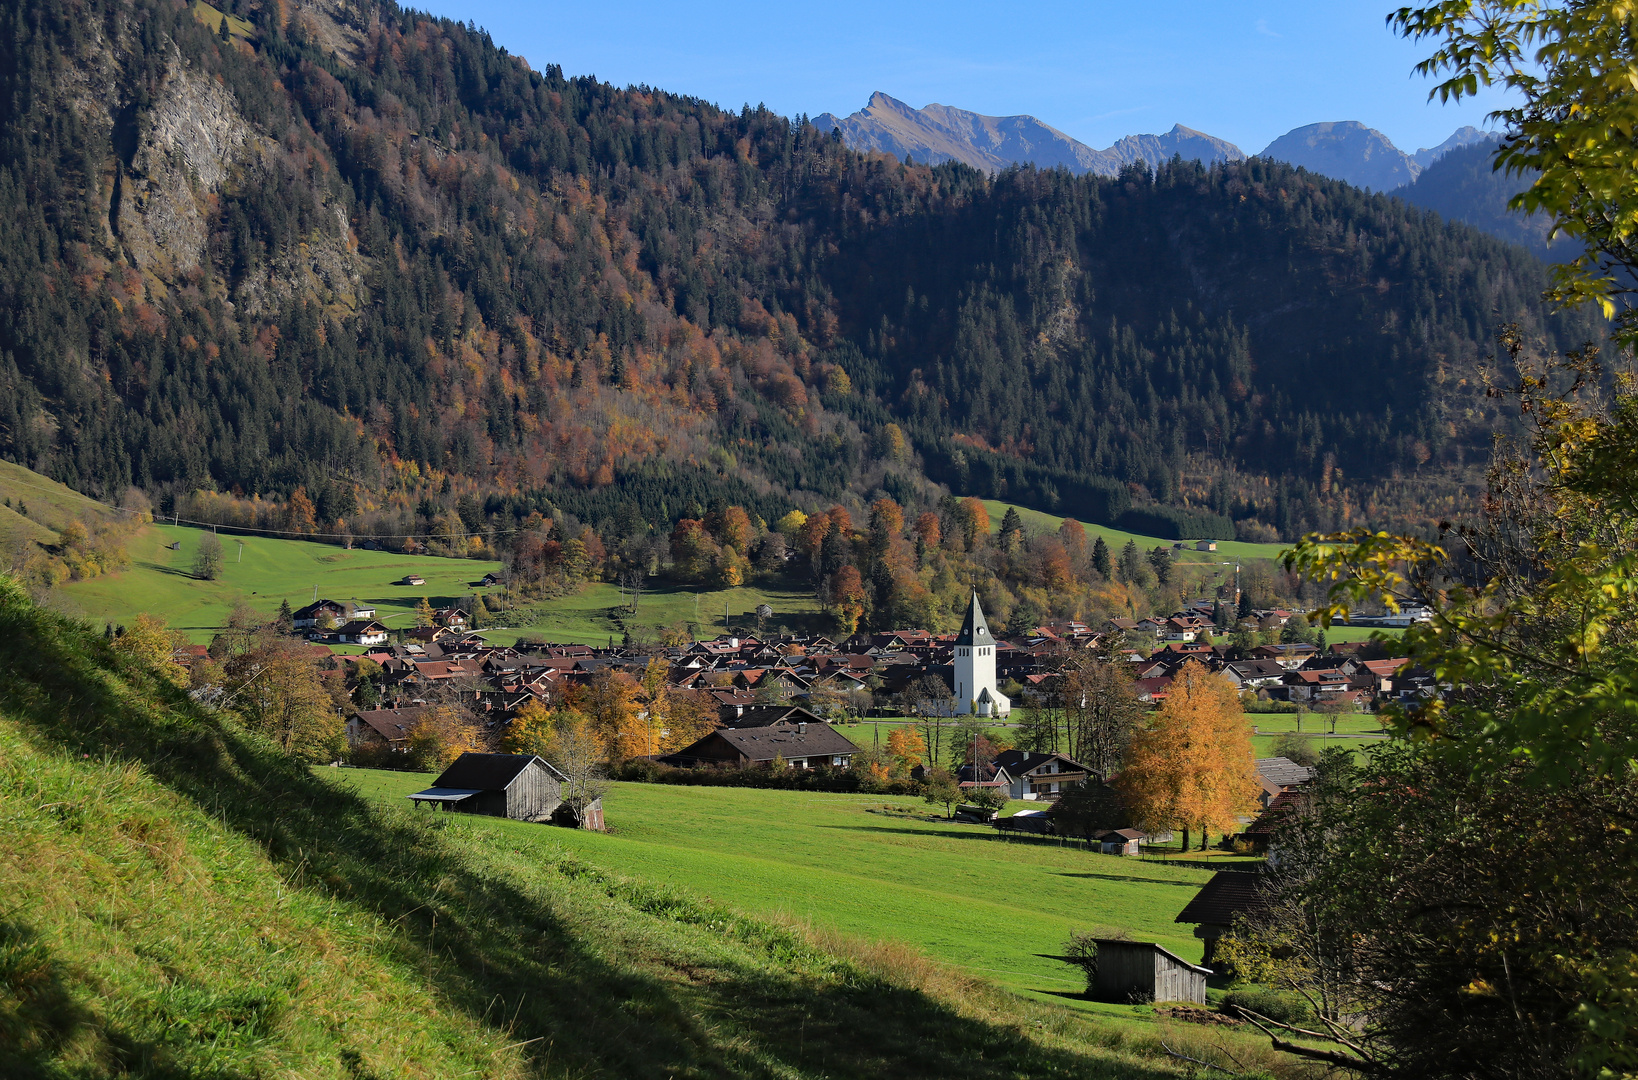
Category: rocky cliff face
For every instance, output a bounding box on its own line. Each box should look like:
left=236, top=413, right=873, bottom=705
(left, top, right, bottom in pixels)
left=52, top=1, right=363, bottom=315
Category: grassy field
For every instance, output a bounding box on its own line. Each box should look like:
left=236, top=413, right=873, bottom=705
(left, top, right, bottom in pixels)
left=12, top=576, right=1291, bottom=1078
left=337, top=769, right=1225, bottom=1012
left=483, top=577, right=825, bottom=647
left=49, top=520, right=825, bottom=646
left=979, top=498, right=1288, bottom=563
left=55, top=523, right=503, bottom=642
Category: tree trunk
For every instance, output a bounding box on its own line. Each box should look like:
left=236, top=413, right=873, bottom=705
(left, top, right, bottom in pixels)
left=1200, top=826, right=1209, bottom=851
left=1181, top=826, right=1190, bottom=851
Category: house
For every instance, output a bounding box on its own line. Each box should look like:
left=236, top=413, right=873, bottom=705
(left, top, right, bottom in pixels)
left=1238, top=791, right=1308, bottom=854
left=1086, top=939, right=1210, bottom=1004
left=480, top=572, right=501, bottom=587
left=408, top=752, right=602, bottom=827
left=663, top=717, right=857, bottom=770
left=1194, top=540, right=1218, bottom=552
left=1175, top=871, right=1271, bottom=968
left=336, top=619, right=389, bottom=646
left=292, top=599, right=349, bottom=629
left=991, top=750, right=1091, bottom=801
left=433, top=607, right=469, bottom=628
left=1221, top=659, right=1289, bottom=690
left=1255, top=756, right=1313, bottom=807
left=401, top=574, right=425, bottom=586
left=347, top=706, right=433, bottom=750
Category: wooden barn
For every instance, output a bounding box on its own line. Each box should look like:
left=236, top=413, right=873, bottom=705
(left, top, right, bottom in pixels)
left=1089, top=939, right=1210, bottom=1005
left=408, top=753, right=577, bottom=823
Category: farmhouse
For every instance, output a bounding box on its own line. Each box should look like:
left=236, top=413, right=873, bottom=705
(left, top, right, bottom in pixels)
left=408, top=752, right=600, bottom=826
left=347, top=705, right=433, bottom=751
left=1086, top=939, right=1210, bottom=1004
left=664, top=716, right=856, bottom=770
left=433, top=607, right=468, bottom=628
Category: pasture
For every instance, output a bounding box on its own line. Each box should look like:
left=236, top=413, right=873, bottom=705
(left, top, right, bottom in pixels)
left=334, top=770, right=1224, bottom=1012
left=52, top=522, right=822, bottom=645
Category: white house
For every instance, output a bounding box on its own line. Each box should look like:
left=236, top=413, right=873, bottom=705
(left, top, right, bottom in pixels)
left=337, top=619, right=390, bottom=646
left=953, top=590, right=1010, bottom=717
left=991, top=750, right=1091, bottom=800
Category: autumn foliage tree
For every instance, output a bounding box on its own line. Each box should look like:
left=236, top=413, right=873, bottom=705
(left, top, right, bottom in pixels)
left=885, top=727, right=926, bottom=777
left=1115, top=660, right=1257, bottom=850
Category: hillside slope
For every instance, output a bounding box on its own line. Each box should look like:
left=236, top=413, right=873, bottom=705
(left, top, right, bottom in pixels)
left=0, top=574, right=1203, bottom=1078
left=1395, top=139, right=1563, bottom=261
left=0, top=0, right=1602, bottom=545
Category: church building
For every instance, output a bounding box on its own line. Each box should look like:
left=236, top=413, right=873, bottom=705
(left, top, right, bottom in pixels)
left=953, top=590, right=1010, bottom=717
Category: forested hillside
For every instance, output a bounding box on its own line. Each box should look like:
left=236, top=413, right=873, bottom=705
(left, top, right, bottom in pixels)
left=0, top=0, right=1602, bottom=553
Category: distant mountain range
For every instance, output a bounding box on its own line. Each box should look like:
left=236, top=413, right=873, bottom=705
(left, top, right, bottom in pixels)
left=811, top=92, right=1243, bottom=176
left=814, top=94, right=1496, bottom=191
left=813, top=95, right=1540, bottom=254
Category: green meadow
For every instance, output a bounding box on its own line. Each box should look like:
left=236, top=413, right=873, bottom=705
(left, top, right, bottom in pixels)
left=979, top=498, right=1289, bottom=564
left=335, top=770, right=1222, bottom=1013
left=52, top=522, right=823, bottom=645
left=56, top=523, right=502, bottom=642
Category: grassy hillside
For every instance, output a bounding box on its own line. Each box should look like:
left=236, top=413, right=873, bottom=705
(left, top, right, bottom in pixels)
left=51, top=521, right=823, bottom=646
left=979, top=499, right=1288, bottom=564
left=0, top=459, right=126, bottom=557
left=335, top=772, right=1221, bottom=1007
left=5, top=574, right=1300, bottom=1077
left=55, top=523, right=503, bottom=642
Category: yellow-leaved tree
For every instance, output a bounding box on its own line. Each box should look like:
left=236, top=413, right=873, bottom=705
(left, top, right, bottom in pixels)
left=1115, top=660, right=1257, bottom=851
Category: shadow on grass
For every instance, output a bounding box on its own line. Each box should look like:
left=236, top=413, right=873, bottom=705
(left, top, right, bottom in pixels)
left=134, top=561, right=199, bottom=580
left=0, top=587, right=1176, bottom=1080
left=1053, top=872, right=1207, bottom=889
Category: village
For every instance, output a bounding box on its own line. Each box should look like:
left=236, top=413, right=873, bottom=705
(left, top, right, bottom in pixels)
left=230, top=581, right=1427, bottom=1004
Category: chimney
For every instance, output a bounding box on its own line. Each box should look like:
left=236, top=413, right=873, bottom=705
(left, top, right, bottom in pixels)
left=797, top=721, right=807, bottom=735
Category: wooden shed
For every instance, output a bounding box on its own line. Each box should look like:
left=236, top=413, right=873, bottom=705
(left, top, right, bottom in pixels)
left=408, top=753, right=568, bottom=822
left=1090, top=939, right=1210, bottom=1005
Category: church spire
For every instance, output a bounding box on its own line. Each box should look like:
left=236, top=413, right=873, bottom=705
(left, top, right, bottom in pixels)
left=954, top=589, right=995, bottom=647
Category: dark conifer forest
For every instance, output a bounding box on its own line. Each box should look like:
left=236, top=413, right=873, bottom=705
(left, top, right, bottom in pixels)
left=0, top=0, right=1604, bottom=545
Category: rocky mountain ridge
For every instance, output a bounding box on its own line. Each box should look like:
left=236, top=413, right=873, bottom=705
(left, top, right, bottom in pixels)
left=811, top=92, right=1244, bottom=176
left=814, top=93, right=1497, bottom=191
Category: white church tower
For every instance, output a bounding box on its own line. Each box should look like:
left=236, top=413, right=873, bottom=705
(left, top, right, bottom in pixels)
left=953, top=589, right=1010, bottom=717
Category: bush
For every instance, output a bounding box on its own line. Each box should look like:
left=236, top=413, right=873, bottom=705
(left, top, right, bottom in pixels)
left=1220, top=989, right=1311, bottom=1025
left=1241, top=699, right=1299, bottom=714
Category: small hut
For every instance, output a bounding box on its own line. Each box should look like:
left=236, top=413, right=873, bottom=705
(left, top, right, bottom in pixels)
left=1089, top=939, right=1210, bottom=1004
left=408, top=752, right=568, bottom=822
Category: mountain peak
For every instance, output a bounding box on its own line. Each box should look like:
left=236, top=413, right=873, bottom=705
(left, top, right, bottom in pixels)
left=812, top=94, right=1243, bottom=176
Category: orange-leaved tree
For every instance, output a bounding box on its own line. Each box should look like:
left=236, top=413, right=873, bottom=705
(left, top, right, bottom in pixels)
left=885, top=726, right=926, bottom=777
left=1115, top=660, right=1257, bottom=851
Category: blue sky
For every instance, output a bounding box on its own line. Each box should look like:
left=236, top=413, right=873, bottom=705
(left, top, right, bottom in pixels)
left=413, top=0, right=1512, bottom=154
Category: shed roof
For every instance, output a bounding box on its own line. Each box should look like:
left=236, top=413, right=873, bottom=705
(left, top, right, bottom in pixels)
left=432, top=752, right=567, bottom=790
left=705, top=723, right=857, bottom=762
left=1256, top=757, right=1314, bottom=788
left=1175, top=871, right=1270, bottom=927
left=1092, top=938, right=1212, bottom=974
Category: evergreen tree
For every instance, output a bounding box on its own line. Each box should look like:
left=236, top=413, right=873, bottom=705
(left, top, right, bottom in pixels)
left=1091, top=537, right=1112, bottom=580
